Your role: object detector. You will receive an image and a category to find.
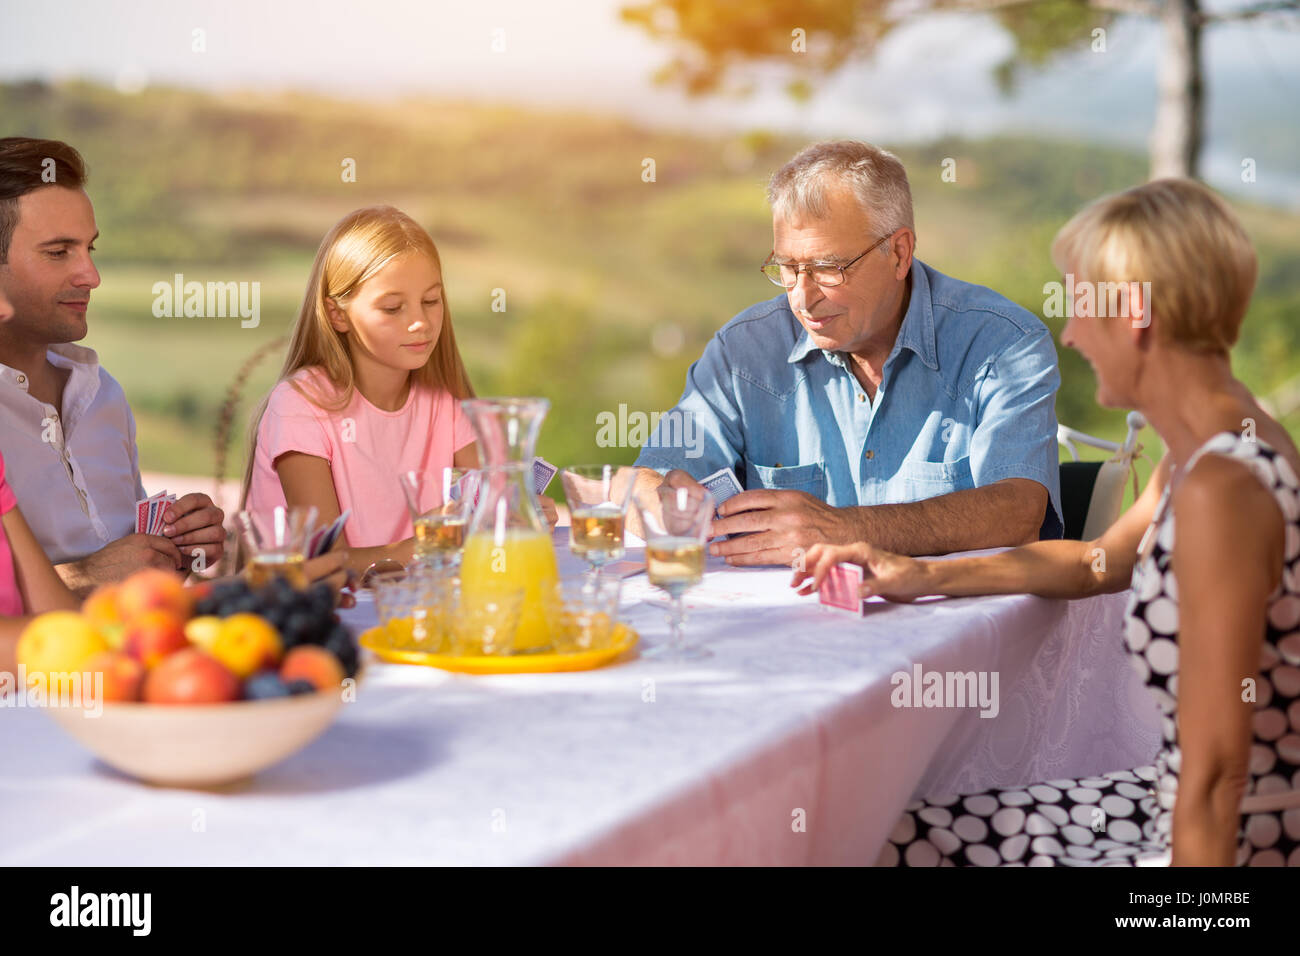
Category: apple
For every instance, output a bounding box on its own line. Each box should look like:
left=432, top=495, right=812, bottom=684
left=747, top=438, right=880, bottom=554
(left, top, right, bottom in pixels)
left=123, top=610, right=188, bottom=669
left=142, top=649, right=241, bottom=705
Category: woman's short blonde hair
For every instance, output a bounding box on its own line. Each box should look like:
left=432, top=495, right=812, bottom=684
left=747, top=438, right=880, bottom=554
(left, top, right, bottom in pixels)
left=1051, top=178, right=1257, bottom=352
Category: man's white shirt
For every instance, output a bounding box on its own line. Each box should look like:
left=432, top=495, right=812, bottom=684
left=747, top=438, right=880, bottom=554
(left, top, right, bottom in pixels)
left=0, top=343, right=145, bottom=565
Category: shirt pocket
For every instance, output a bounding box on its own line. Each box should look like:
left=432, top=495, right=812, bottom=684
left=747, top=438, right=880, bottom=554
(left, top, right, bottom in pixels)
left=746, top=460, right=828, bottom=500
left=891, top=456, right=973, bottom=499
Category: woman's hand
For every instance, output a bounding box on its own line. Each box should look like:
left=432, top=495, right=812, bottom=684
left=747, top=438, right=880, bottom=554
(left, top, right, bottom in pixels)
left=791, top=541, right=933, bottom=603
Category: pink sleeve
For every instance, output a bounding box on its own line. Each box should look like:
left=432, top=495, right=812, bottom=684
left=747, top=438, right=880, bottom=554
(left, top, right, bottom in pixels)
left=451, top=394, right=476, bottom=452
left=0, top=451, right=16, bottom=516
left=259, top=380, right=336, bottom=466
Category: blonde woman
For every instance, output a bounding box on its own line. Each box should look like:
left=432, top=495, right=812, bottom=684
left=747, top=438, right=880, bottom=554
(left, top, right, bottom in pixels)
left=794, top=179, right=1300, bottom=867
left=243, top=205, right=556, bottom=575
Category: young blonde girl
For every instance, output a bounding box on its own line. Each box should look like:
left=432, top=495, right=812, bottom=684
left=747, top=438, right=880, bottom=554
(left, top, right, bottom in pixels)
left=243, top=206, right=552, bottom=575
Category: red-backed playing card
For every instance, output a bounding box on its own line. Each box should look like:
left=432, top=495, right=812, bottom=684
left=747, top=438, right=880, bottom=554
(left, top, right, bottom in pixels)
left=819, top=562, right=865, bottom=615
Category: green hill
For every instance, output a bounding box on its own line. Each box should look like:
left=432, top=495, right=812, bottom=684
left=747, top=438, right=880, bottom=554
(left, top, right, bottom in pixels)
left=3, top=78, right=1296, bottom=495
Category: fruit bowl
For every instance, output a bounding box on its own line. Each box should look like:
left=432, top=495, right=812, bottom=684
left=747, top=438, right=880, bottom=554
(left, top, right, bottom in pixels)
left=43, top=689, right=347, bottom=788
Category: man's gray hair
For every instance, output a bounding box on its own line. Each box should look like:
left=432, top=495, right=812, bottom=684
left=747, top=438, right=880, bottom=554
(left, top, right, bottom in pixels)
left=767, top=141, right=915, bottom=237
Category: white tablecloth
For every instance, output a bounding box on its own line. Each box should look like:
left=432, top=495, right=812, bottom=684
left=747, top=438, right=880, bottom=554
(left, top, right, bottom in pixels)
left=0, top=533, right=1161, bottom=865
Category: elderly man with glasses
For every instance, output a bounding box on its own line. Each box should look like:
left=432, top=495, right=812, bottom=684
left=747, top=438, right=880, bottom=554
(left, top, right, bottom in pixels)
left=633, top=140, right=1063, bottom=566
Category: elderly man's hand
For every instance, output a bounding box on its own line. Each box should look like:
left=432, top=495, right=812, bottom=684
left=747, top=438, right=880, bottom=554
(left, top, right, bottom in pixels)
left=709, top=489, right=857, bottom=568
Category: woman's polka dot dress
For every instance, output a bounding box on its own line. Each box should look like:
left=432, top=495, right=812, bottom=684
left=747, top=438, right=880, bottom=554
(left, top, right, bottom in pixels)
left=878, top=432, right=1300, bottom=866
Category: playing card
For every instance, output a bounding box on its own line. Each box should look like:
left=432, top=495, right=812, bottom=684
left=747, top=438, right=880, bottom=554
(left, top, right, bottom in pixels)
left=700, top=467, right=745, bottom=540
left=700, top=467, right=743, bottom=512
left=308, top=510, right=351, bottom=558
left=819, top=562, right=866, bottom=615
left=136, top=491, right=176, bottom=535
left=532, top=457, right=558, bottom=494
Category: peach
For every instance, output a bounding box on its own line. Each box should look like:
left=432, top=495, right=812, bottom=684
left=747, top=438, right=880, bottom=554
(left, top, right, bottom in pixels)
left=143, top=648, right=241, bottom=705
left=16, top=612, right=109, bottom=678
left=279, top=646, right=345, bottom=692
left=82, top=584, right=126, bottom=649
left=117, top=569, right=192, bottom=623
left=123, top=610, right=189, bottom=669
left=211, top=614, right=282, bottom=679
left=84, top=650, right=145, bottom=702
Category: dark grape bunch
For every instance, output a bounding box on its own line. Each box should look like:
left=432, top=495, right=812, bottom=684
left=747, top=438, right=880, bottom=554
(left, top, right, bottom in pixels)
left=196, top=578, right=359, bottom=678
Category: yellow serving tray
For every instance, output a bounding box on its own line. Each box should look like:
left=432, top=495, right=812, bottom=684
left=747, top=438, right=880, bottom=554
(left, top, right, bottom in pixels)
left=358, top=622, right=639, bottom=674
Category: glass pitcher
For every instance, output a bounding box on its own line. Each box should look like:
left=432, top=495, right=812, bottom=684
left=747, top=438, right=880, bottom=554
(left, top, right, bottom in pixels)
left=458, top=397, right=559, bottom=653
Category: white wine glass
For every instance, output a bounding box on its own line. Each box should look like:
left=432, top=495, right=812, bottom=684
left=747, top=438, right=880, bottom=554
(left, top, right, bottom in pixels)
left=560, top=464, right=635, bottom=584
left=633, top=484, right=714, bottom=662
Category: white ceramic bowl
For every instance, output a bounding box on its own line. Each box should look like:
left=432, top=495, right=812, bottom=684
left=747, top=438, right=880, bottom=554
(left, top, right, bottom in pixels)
left=44, top=690, right=346, bottom=787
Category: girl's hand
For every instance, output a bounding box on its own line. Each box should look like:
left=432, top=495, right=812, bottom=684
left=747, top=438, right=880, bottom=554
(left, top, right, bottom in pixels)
left=539, top=494, right=559, bottom=529
left=791, top=541, right=932, bottom=603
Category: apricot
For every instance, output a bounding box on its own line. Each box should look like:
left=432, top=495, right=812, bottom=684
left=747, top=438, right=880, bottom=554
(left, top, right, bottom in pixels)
left=183, top=615, right=223, bottom=653
left=142, top=648, right=240, bottom=705
left=279, top=646, right=345, bottom=693
left=82, top=584, right=126, bottom=649
left=211, top=614, right=282, bottom=679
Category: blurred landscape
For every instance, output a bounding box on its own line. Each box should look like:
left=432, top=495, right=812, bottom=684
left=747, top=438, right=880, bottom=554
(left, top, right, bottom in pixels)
left=3, top=78, right=1297, bottom=498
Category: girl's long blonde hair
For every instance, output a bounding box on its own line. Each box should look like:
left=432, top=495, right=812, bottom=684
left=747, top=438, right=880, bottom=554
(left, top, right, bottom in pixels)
left=239, top=205, right=475, bottom=508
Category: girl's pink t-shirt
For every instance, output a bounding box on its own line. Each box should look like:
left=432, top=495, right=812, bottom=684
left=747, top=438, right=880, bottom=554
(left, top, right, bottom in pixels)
left=0, top=450, right=24, bottom=616
left=246, top=367, right=476, bottom=549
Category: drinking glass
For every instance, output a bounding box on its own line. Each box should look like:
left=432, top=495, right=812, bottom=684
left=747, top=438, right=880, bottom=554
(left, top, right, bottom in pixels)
left=400, top=468, right=478, bottom=571
left=560, top=465, right=635, bottom=583
left=633, top=485, right=714, bottom=661
left=548, top=576, right=622, bottom=652
left=236, top=506, right=318, bottom=590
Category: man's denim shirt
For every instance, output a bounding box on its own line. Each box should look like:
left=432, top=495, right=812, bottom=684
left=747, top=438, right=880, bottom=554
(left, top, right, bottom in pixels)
left=636, top=259, right=1064, bottom=539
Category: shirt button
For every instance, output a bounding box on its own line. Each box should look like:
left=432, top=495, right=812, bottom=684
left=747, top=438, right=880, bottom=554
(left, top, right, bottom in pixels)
left=865, top=450, right=875, bottom=460
left=16, top=374, right=25, bottom=384
left=857, top=393, right=865, bottom=402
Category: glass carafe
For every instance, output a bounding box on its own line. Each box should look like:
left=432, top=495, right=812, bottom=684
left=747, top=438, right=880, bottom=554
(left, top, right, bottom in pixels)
left=459, top=397, right=559, bottom=652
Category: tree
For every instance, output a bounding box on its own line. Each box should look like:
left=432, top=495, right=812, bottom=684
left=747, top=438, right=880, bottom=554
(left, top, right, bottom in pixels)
left=621, top=0, right=1300, bottom=179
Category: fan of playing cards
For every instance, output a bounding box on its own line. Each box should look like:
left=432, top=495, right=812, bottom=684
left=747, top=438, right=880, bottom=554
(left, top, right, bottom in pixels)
left=135, top=490, right=177, bottom=536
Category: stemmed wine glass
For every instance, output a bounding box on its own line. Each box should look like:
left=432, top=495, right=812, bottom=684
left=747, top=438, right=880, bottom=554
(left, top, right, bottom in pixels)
left=560, top=464, right=635, bottom=583
left=633, top=484, right=714, bottom=661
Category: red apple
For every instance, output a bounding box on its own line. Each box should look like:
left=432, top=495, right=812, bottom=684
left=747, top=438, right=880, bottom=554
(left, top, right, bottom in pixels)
left=142, top=648, right=241, bottom=705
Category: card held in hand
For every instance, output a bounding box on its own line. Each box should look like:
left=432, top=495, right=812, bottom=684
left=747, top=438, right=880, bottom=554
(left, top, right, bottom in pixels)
left=700, top=467, right=744, bottom=539
left=532, top=456, right=558, bottom=495
left=819, top=562, right=866, bottom=616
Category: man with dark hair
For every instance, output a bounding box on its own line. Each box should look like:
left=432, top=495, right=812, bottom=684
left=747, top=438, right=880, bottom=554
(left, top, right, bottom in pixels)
left=0, top=137, right=227, bottom=592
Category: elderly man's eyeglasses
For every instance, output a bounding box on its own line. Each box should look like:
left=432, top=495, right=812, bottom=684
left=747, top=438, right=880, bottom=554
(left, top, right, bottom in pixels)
left=760, top=233, right=892, bottom=289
